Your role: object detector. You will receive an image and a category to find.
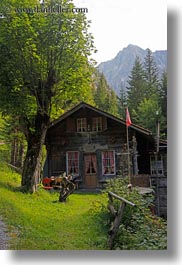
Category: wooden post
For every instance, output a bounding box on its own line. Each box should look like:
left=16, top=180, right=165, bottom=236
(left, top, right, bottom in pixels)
left=126, top=125, right=131, bottom=184
left=155, top=112, right=160, bottom=215
left=107, top=192, right=136, bottom=249
left=107, top=202, right=126, bottom=250
left=156, top=113, right=160, bottom=154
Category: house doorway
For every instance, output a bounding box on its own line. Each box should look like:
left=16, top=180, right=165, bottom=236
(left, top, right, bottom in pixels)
left=84, top=153, right=97, bottom=188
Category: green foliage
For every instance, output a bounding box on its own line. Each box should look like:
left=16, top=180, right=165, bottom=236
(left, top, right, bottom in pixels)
left=93, top=72, right=119, bottom=116
left=104, top=177, right=167, bottom=250
left=143, top=48, right=159, bottom=97
left=0, top=114, right=27, bottom=165
left=136, top=94, right=166, bottom=134
left=118, top=85, right=127, bottom=119
left=126, top=56, right=147, bottom=121
left=0, top=0, right=96, bottom=190
left=158, top=71, right=167, bottom=137
left=0, top=0, right=95, bottom=119
left=0, top=113, right=5, bottom=141
left=126, top=51, right=167, bottom=138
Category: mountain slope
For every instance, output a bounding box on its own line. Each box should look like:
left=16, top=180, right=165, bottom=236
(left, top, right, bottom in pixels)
left=97, top=44, right=167, bottom=95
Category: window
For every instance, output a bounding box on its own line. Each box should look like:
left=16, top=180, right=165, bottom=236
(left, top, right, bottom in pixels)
left=77, top=118, right=87, bottom=132
left=102, top=151, right=115, bottom=175
left=92, top=117, right=102, bottom=131
left=67, top=151, right=79, bottom=175
left=150, top=156, right=164, bottom=175
left=85, top=154, right=97, bottom=174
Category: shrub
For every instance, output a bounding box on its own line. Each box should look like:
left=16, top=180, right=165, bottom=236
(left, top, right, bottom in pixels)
left=104, top=177, right=167, bottom=250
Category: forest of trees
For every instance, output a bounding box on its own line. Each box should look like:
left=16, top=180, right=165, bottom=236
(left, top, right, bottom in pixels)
left=0, top=0, right=167, bottom=192
left=118, top=49, right=167, bottom=138
left=94, top=48, right=167, bottom=139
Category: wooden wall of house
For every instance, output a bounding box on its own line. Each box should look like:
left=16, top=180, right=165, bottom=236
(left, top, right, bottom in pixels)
left=150, top=174, right=167, bottom=218
left=45, top=110, right=154, bottom=181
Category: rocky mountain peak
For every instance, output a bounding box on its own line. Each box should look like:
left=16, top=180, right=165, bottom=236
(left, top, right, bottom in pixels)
left=97, top=44, right=167, bottom=95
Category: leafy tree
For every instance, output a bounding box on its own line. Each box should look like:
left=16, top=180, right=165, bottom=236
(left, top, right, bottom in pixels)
left=126, top=56, right=146, bottom=122
left=136, top=94, right=165, bottom=134
left=0, top=0, right=95, bottom=192
left=93, top=72, right=118, bottom=116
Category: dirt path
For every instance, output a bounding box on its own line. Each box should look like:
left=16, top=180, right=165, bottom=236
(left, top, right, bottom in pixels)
left=0, top=217, right=10, bottom=250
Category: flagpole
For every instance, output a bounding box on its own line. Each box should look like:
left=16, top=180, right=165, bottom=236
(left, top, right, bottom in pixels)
left=126, top=124, right=131, bottom=185
left=125, top=107, right=131, bottom=185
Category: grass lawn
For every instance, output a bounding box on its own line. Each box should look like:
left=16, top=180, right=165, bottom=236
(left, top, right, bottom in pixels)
left=0, top=160, right=108, bottom=250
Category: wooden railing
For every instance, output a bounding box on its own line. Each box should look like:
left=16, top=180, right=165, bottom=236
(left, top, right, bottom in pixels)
left=107, top=191, right=136, bottom=249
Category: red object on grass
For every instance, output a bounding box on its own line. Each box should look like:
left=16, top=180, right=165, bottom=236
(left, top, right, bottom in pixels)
left=42, top=177, right=53, bottom=190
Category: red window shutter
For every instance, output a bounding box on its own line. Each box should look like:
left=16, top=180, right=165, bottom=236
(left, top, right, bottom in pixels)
left=66, top=118, right=75, bottom=132
left=102, top=116, right=107, bottom=130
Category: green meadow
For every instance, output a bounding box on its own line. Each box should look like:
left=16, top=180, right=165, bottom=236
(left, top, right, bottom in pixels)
left=0, top=155, right=108, bottom=250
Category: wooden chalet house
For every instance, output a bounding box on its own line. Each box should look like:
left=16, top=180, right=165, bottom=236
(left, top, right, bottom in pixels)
left=44, top=102, right=167, bottom=189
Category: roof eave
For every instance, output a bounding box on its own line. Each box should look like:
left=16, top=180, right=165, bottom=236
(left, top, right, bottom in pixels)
left=49, top=102, right=152, bottom=136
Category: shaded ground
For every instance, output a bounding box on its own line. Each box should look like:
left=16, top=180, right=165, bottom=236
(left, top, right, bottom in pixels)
left=0, top=217, right=10, bottom=250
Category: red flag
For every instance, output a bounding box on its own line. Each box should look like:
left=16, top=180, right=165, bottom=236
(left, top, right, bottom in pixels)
left=126, top=107, right=132, bottom=127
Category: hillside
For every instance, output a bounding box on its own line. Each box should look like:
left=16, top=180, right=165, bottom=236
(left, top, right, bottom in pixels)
left=98, top=44, right=167, bottom=95
left=0, top=161, right=108, bottom=249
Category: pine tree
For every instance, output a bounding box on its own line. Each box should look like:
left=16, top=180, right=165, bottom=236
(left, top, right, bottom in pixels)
left=93, top=72, right=118, bottom=115
left=94, top=73, right=108, bottom=110
left=143, top=48, right=159, bottom=97
left=107, top=89, right=119, bottom=116
left=158, top=71, right=167, bottom=137
left=126, top=56, right=146, bottom=122
left=118, top=84, right=127, bottom=119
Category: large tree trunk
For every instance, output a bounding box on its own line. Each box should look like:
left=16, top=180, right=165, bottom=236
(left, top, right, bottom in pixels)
left=21, top=112, right=50, bottom=192
left=21, top=69, right=55, bottom=192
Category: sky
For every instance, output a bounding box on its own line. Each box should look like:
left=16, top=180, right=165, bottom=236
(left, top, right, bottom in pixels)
left=74, top=0, right=167, bottom=64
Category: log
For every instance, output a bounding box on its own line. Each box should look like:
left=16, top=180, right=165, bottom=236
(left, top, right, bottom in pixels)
left=108, top=191, right=136, bottom=207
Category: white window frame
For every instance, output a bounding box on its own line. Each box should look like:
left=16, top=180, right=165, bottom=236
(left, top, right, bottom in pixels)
left=92, top=117, right=102, bottom=131
left=66, top=151, right=79, bottom=176
left=102, top=150, right=116, bottom=175
left=77, top=118, right=87, bottom=132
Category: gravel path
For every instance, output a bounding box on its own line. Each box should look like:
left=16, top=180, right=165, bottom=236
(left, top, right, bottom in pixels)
left=0, top=217, right=10, bottom=250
